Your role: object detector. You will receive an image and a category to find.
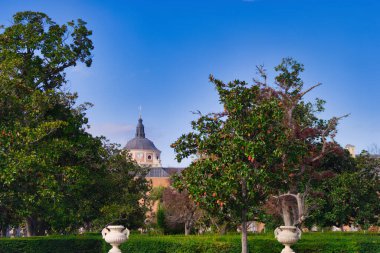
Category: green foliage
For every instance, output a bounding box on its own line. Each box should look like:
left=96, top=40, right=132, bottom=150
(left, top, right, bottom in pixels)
left=0, top=11, right=97, bottom=234
left=0, top=236, right=104, bottom=253
left=150, top=186, right=166, bottom=202
left=309, top=151, right=380, bottom=228
left=171, top=71, right=287, bottom=223
left=0, top=11, right=150, bottom=235
left=157, top=204, right=167, bottom=232
left=171, top=58, right=346, bottom=252
left=0, top=11, right=93, bottom=91
left=92, top=149, right=151, bottom=230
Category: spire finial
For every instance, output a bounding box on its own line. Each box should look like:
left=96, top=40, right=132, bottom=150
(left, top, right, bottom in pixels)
left=138, top=105, right=142, bottom=119
left=135, top=108, right=145, bottom=138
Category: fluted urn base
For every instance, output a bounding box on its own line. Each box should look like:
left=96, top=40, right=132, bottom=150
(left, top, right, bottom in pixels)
left=109, top=245, right=122, bottom=253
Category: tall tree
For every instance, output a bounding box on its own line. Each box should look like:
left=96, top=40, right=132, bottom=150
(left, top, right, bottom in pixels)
left=172, top=58, right=344, bottom=252
left=0, top=11, right=96, bottom=235
left=0, top=11, right=151, bottom=236
left=261, top=59, right=347, bottom=228
left=172, top=63, right=288, bottom=253
left=93, top=149, right=151, bottom=230
left=162, top=188, right=201, bottom=235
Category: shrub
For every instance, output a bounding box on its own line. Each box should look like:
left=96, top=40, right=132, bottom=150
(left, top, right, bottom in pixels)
left=0, top=236, right=104, bottom=253
left=157, top=205, right=166, bottom=232
left=121, top=233, right=380, bottom=253
left=0, top=232, right=378, bottom=253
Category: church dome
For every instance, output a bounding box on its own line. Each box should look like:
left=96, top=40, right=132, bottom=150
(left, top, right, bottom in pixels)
left=123, top=117, right=161, bottom=152
left=124, top=137, right=160, bottom=151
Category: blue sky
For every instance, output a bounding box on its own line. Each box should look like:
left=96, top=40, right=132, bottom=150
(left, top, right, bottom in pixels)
left=1, top=0, right=379, bottom=166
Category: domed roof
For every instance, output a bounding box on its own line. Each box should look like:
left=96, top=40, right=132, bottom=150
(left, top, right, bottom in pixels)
left=124, top=137, right=160, bottom=152
left=123, top=117, right=161, bottom=152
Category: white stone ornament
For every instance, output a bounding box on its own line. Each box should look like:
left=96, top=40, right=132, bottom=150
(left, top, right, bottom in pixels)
left=9, top=227, right=16, bottom=238
left=274, top=226, right=301, bottom=253
left=102, top=225, right=130, bottom=253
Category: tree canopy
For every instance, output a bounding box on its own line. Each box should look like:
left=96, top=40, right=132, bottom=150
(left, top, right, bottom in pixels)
left=0, top=11, right=149, bottom=236
left=172, top=58, right=346, bottom=252
left=308, top=151, right=380, bottom=229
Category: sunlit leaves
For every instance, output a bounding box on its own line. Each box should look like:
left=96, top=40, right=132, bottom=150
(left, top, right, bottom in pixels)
left=0, top=11, right=98, bottom=234
left=173, top=58, right=345, bottom=231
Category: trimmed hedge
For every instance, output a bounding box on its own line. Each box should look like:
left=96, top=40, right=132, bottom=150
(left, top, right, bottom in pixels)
left=0, top=232, right=378, bottom=253
left=0, top=236, right=105, bottom=253
left=121, top=233, right=380, bottom=253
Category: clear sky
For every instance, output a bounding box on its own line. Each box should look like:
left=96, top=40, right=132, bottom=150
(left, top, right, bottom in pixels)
left=1, top=0, right=379, bottom=166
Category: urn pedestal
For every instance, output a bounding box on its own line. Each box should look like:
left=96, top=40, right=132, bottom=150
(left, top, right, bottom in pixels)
left=102, top=225, right=130, bottom=253
left=274, top=226, right=301, bottom=253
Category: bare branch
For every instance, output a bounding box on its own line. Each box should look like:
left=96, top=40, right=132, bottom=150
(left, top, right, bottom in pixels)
left=29, top=128, right=58, bottom=145
left=299, top=83, right=322, bottom=99
left=311, top=114, right=349, bottom=162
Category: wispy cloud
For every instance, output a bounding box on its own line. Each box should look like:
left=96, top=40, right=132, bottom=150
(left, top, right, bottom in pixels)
left=87, top=123, right=134, bottom=144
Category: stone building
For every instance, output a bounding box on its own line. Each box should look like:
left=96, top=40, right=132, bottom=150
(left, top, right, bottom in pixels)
left=345, top=144, right=356, bottom=158
left=123, top=116, right=184, bottom=187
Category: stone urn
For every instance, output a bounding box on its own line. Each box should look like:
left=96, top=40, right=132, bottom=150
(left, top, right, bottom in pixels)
left=102, top=225, right=130, bottom=253
left=274, top=226, right=301, bottom=253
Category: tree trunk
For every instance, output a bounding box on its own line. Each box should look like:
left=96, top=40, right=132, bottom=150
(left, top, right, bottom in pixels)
left=0, top=225, right=7, bottom=237
left=281, top=199, right=292, bottom=226
left=218, top=223, right=227, bottom=235
left=241, top=179, right=248, bottom=253
left=184, top=220, right=190, bottom=235
left=26, top=217, right=47, bottom=236
left=241, top=208, right=248, bottom=253
left=26, top=217, right=35, bottom=237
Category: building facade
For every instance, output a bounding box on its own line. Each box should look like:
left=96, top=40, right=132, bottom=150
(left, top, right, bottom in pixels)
left=124, top=117, right=183, bottom=187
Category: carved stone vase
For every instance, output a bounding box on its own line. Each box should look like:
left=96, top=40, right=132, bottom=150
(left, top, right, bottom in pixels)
left=102, top=225, right=130, bottom=253
left=274, top=226, right=301, bottom=253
